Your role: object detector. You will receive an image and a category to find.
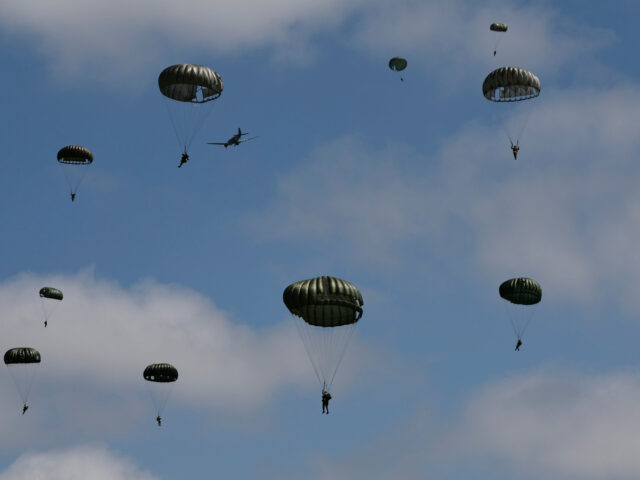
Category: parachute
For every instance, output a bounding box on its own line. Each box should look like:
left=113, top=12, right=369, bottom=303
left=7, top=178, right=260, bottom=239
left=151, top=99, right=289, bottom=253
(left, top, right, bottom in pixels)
left=57, top=145, right=93, bottom=201
left=499, top=277, right=541, bottom=342
left=39, top=286, right=63, bottom=327
left=283, top=276, right=363, bottom=391
left=143, top=363, right=178, bottom=419
left=4, top=347, right=41, bottom=406
left=388, top=57, right=407, bottom=81
left=490, top=23, right=508, bottom=55
left=158, top=64, right=223, bottom=156
left=483, top=67, right=540, bottom=156
left=490, top=22, right=508, bottom=32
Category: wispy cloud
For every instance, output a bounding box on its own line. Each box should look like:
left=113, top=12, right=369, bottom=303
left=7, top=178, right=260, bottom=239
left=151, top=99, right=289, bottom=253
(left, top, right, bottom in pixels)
left=0, top=444, right=159, bottom=480
left=0, top=0, right=614, bottom=85
left=248, top=83, right=640, bottom=308
left=0, top=270, right=313, bottom=446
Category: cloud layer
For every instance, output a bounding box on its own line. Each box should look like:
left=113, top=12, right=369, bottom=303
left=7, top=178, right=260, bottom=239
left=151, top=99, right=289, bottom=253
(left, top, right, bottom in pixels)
left=0, top=270, right=313, bottom=446
left=0, top=0, right=613, bottom=84
left=249, top=83, right=640, bottom=310
left=0, top=445, right=158, bottom=480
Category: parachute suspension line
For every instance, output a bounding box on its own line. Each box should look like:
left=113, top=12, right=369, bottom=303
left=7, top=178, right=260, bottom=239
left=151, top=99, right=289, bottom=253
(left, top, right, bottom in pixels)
left=326, top=322, right=357, bottom=389
left=184, top=93, right=216, bottom=150
left=502, top=300, right=536, bottom=340
left=7, top=364, right=39, bottom=404
left=502, top=123, right=515, bottom=147
left=515, top=102, right=536, bottom=145
left=502, top=302, right=520, bottom=339
left=163, top=98, right=186, bottom=153
left=292, top=316, right=323, bottom=386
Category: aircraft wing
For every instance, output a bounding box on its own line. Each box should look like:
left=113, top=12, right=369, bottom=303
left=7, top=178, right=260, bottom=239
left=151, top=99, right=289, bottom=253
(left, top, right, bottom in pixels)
left=207, top=142, right=227, bottom=145
left=238, top=136, right=259, bottom=144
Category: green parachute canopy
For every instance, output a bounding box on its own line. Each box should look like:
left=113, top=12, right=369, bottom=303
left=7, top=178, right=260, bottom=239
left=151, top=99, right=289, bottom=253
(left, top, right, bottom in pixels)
left=57, top=145, right=93, bottom=165
left=499, top=277, right=542, bottom=305
left=490, top=22, right=508, bottom=32
left=483, top=66, right=540, bottom=102
left=143, top=363, right=179, bottom=383
left=39, top=287, right=63, bottom=301
left=4, top=347, right=41, bottom=364
left=283, top=276, right=363, bottom=327
left=388, top=57, right=407, bottom=72
left=158, top=64, right=223, bottom=104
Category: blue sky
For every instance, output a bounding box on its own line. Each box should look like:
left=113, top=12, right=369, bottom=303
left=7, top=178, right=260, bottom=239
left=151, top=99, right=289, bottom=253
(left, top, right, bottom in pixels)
left=1, top=1, right=640, bottom=479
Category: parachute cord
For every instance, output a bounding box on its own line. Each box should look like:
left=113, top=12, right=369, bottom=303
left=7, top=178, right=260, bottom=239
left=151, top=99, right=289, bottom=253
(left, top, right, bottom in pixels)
left=183, top=87, right=216, bottom=150
left=291, top=316, right=323, bottom=386
left=502, top=123, right=515, bottom=147
left=515, top=102, right=536, bottom=144
left=163, top=99, right=187, bottom=153
left=326, top=323, right=357, bottom=389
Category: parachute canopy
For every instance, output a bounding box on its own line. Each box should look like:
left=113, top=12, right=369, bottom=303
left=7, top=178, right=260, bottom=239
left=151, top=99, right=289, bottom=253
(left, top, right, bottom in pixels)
left=158, top=64, right=223, bottom=103
left=490, top=22, right=508, bottom=32
left=143, top=363, right=178, bottom=383
left=283, top=276, right=363, bottom=327
left=4, top=347, right=41, bottom=365
left=388, top=57, right=407, bottom=72
left=57, top=145, right=93, bottom=165
left=39, top=287, right=63, bottom=301
left=499, top=277, right=542, bottom=305
left=483, top=66, right=540, bottom=102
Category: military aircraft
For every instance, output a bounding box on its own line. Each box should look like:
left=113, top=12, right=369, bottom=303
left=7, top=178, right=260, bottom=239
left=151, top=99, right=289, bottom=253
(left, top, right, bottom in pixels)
left=207, top=128, right=258, bottom=148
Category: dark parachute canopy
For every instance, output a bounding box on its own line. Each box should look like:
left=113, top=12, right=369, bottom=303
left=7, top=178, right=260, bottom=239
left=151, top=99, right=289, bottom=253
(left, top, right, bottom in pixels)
left=283, top=276, right=363, bottom=327
left=143, top=363, right=179, bottom=383
left=56, top=145, right=93, bottom=200
left=158, top=64, right=223, bottom=103
left=284, top=276, right=363, bottom=390
left=388, top=57, right=407, bottom=72
left=4, top=347, right=41, bottom=365
left=499, top=277, right=542, bottom=305
left=499, top=277, right=542, bottom=343
left=490, top=22, right=508, bottom=32
left=483, top=66, right=540, bottom=102
left=158, top=64, right=223, bottom=155
left=39, top=287, right=63, bottom=301
left=57, top=145, right=93, bottom=165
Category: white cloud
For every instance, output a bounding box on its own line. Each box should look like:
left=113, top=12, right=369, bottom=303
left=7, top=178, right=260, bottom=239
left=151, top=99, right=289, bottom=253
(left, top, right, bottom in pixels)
left=455, top=369, right=640, bottom=479
left=0, top=444, right=158, bottom=480
left=249, top=83, right=640, bottom=309
left=0, top=0, right=364, bottom=82
left=350, top=0, right=615, bottom=88
left=0, top=270, right=316, bottom=446
left=0, top=0, right=614, bottom=85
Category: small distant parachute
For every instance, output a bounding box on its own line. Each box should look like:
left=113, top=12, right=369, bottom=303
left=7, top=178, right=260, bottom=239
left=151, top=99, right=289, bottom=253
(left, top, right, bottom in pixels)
left=39, top=287, right=63, bottom=327
left=57, top=145, right=93, bottom=201
left=388, top=57, right=407, bottom=81
left=284, top=276, right=363, bottom=391
left=499, top=277, right=541, bottom=343
left=4, top=347, right=41, bottom=408
left=483, top=66, right=540, bottom=156
left=490, top=23, right=508, bottom=56
left=143, top=363, right=178, bottom=422
left=158, top=64, right=223, bottom=157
